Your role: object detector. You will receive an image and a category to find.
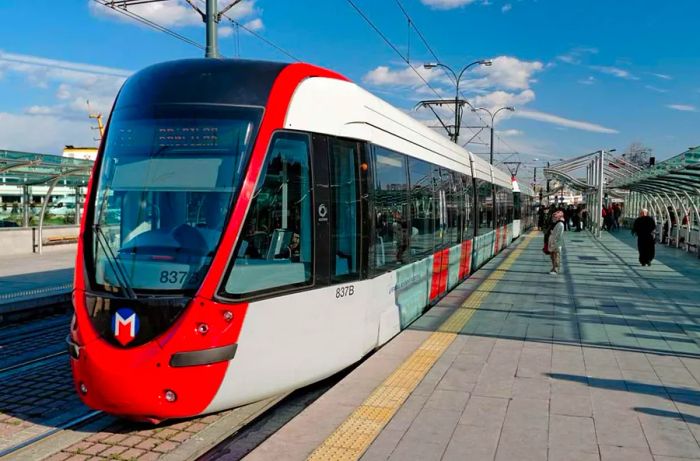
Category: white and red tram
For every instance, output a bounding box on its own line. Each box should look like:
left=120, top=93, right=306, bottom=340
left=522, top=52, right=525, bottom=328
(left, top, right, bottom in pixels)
left=69, top=59, right=529, bottom=422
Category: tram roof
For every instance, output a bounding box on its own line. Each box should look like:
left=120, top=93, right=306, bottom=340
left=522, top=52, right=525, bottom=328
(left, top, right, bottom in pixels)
left=608, top=146, right=700, bottom=194
left=0, top=149, right=93, bottom=187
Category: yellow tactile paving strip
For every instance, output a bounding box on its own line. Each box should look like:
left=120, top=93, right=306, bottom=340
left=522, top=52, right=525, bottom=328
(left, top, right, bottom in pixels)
left=307, top=232, right=536, bottom=461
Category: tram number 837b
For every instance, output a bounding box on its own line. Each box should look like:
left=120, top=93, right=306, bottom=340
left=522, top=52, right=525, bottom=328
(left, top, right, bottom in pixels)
left=335, top=285, right=355, bottom=298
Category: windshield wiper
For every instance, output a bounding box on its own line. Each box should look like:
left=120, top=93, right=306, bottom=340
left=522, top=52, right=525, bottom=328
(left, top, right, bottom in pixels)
left=93, top=223, right=137, bottom=300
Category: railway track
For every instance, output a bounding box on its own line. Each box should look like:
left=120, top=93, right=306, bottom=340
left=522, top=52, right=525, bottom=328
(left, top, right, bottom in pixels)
left=0, top=350, right=67, bottom=378
left=0, top=314, right=357, bottom=460
left=0, top=410, right=105, bottom=459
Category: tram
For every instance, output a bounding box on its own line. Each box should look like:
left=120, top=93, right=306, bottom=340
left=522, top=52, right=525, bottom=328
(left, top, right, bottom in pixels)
left=512, top=178, right=536, bottom=239
left=69, top=59, right=523, bottom=422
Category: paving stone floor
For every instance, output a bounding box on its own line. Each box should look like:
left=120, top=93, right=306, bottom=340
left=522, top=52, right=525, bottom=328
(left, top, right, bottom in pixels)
left=361, top=230, right=700, bottom=461
left=0, top=248, right=74, bottom=308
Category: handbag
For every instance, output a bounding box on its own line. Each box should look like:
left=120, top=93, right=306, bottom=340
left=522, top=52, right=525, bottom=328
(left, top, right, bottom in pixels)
left=543, top=242, right=550, bottom=255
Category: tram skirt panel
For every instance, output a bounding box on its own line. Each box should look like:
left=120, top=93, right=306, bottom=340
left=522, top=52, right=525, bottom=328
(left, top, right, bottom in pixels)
left=447, top=244, right=462, bottom=290
left=395, top=257, right=432, bottom=328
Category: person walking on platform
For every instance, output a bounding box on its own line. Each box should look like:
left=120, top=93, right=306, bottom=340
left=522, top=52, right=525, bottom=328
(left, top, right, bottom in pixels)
left=537, top=205, right=545, bottom=230
left=548, top=210, right=565, bottom=275
left=632, top=209, right=656, bottom=266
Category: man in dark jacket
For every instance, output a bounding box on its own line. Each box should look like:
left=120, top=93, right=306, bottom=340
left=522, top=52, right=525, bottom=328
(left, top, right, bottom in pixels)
left=632, top=209, right=656, bottom=266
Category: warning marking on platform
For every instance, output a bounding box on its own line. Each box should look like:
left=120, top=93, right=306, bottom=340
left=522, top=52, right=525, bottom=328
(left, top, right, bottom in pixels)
left=307, top=233, right=536, bottom=461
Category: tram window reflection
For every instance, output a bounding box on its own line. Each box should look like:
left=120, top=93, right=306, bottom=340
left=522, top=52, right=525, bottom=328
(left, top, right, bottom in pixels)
left=408, top=158, right=434, bottom=258
left=372, top=147, right=409, bottom=270
left=224, top=131, right=313, bottom=297
left=330, top=139, right=360, bottom=281
left=477, top=180, right=494, bottom=232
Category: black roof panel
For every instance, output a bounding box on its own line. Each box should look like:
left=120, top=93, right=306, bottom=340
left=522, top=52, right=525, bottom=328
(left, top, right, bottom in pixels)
left=116, top=59, right=289, bottom=109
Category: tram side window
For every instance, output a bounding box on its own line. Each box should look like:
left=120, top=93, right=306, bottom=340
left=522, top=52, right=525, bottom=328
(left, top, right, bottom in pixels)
left=330, top=138, right=360, bottom=281
left=495, top=186, right=505, bottom=226
left=477, top=180, right=493, bottom=233
left=372, top=147, right=409, bottom=270
left=506, top=188, right=514, bottom=223
left=513, top=192, right=522, bottom=220
left=408, top=158, right=435, bottom=257
left=223, top=132, right=313, bottom=297
left=443, top=169, right=460, bottom=246
left=461, top=174, right=475, bottom=240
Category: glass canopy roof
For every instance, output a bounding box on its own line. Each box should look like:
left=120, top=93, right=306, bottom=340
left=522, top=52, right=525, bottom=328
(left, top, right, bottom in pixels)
left=0, top=149, right=93, bottom=187
left=608, top=146, right=700, bottom=194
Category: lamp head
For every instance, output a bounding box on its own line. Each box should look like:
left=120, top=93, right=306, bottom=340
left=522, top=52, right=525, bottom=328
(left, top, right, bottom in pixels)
left=423, top=63, right=438, bottom=69
left=481, top=60, right=493, bottom=67
left=506, top=106, right=515, bottom=111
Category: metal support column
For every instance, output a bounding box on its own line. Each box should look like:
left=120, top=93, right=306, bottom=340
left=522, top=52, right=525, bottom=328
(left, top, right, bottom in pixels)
left=74, top=186, right=81, bottom=225
left=205, top=0, right=218, bottom=58
left=22, top=185, right=29, bottom=227
left=37, top=178, right=60, bottom=254
left=597, top=150, right=605, bottom=238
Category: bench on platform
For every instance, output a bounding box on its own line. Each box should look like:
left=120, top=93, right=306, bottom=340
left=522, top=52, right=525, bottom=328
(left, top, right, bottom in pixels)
left=44, top=235, right=78, bottom=246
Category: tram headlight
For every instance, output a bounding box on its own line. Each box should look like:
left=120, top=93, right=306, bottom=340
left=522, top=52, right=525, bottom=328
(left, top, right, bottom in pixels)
left=164, top=389, right=177, bottom=403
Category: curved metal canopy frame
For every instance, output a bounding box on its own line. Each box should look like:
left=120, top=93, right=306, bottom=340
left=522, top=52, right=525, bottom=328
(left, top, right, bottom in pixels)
left=0, top=149, right=94, bottom=254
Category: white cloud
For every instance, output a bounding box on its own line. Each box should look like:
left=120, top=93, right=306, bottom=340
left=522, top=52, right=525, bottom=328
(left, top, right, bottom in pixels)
left=472, top=89, right=535, bottom=110
left=420, top=0, right=477, bottom=9
left=0, top=51, right=131, bottom=81
left=466, top=56, right=544, bottom=91
left=0, top=51, right=129, bottom=117
left=645, top=85, right=668, bottom=93
left=514, top=109, right=619, bottom=134
left=667, top=104, right=696, bottom=112
left=501, top=3, right=512, bottom=13
left=363, top=65, right=436, bottom=88
left=556, top=47, right=598, bottom=65
left=243, top=18, right=264, bottom=32
left=364, top=56, right=542, bottom=96
left=498, top=129, right=523, bottom=136
left=650, top=72, right=672, bottom=80
left=25, top=105, right=56, bottom=116
left=218, top=25, right=234, bottom=38
left=578, top=76, right=596, bottom=85
left=89, top=0, right=260, bottom=28
left=590, top=65, right=638, bottom=80
left=0, top=112, right=96, bottom=155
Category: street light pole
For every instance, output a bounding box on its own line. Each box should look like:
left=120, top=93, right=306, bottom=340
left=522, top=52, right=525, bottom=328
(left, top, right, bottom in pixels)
left=472, top=106, right=515, bottom=164
left=423, top=60, right=492, bottom=143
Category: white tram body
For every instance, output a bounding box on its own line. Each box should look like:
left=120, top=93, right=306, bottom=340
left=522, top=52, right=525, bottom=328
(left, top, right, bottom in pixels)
left=206, top=76, right=513, bottom=412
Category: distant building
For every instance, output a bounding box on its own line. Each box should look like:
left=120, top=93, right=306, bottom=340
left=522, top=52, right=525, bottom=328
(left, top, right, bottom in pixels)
left=63, top=145, right=98, bottom=161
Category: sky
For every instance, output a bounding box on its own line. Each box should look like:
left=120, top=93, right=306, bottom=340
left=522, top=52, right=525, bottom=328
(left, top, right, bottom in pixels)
left=0, top=0, right=698, bottom=180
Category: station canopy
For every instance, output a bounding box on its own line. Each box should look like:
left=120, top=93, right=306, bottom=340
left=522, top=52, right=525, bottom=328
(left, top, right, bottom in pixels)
left=0, top=149, right=93, bottom=187
left=607, top=146, right=700, bottom=194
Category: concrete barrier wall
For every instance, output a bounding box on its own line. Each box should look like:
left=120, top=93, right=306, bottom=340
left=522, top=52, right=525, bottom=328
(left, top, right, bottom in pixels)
left=0, top=225, right=79, bottom=256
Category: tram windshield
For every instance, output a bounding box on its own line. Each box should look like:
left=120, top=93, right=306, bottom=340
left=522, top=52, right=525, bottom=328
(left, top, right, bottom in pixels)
left=89, top=105, right=262, bottom=295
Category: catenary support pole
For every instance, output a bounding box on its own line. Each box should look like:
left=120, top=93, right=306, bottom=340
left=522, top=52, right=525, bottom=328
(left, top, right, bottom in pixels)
left=205, top=0, right=218, bottom=58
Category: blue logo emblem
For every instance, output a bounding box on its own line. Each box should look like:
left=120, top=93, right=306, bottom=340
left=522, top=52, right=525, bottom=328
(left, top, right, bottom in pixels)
left=112, top=308, right=140, bottom=346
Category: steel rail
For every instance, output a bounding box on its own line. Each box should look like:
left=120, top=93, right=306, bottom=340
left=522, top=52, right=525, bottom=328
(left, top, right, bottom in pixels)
left=0, top=410, right=104, bottom=459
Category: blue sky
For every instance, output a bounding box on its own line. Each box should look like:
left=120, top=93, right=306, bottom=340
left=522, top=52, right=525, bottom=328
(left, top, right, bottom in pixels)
left=0, top=0, right=698, bottom=179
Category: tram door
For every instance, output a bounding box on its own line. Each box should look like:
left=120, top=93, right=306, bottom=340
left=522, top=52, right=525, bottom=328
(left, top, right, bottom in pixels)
left=312, top=135, right=375, bottom=353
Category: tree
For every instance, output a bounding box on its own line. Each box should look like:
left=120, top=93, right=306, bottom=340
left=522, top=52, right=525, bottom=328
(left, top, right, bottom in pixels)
left=623, top=142, right=652, bottom=167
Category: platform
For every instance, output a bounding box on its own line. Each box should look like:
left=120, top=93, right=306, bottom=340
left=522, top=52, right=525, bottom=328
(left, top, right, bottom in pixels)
left=0, top=249, right=75, bottom=317
left=247, top=230, right=700, bottom=461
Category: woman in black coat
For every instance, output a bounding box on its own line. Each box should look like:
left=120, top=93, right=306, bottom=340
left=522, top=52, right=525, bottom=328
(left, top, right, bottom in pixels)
left=632, top=209, right=656, bottom=266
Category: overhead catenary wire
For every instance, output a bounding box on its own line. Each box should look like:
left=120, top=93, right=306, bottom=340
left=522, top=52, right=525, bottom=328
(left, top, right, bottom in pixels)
left=390, top=0, right=501, bottom=151
left=191, top=0, right=301, bottom=61
left=93, top=0, right=207, bottom=51
left=222, top=15, right=301, bottom=62
left=345, top=0, right=446, bottom=102
left=391, top=0, right=523, bottom=165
